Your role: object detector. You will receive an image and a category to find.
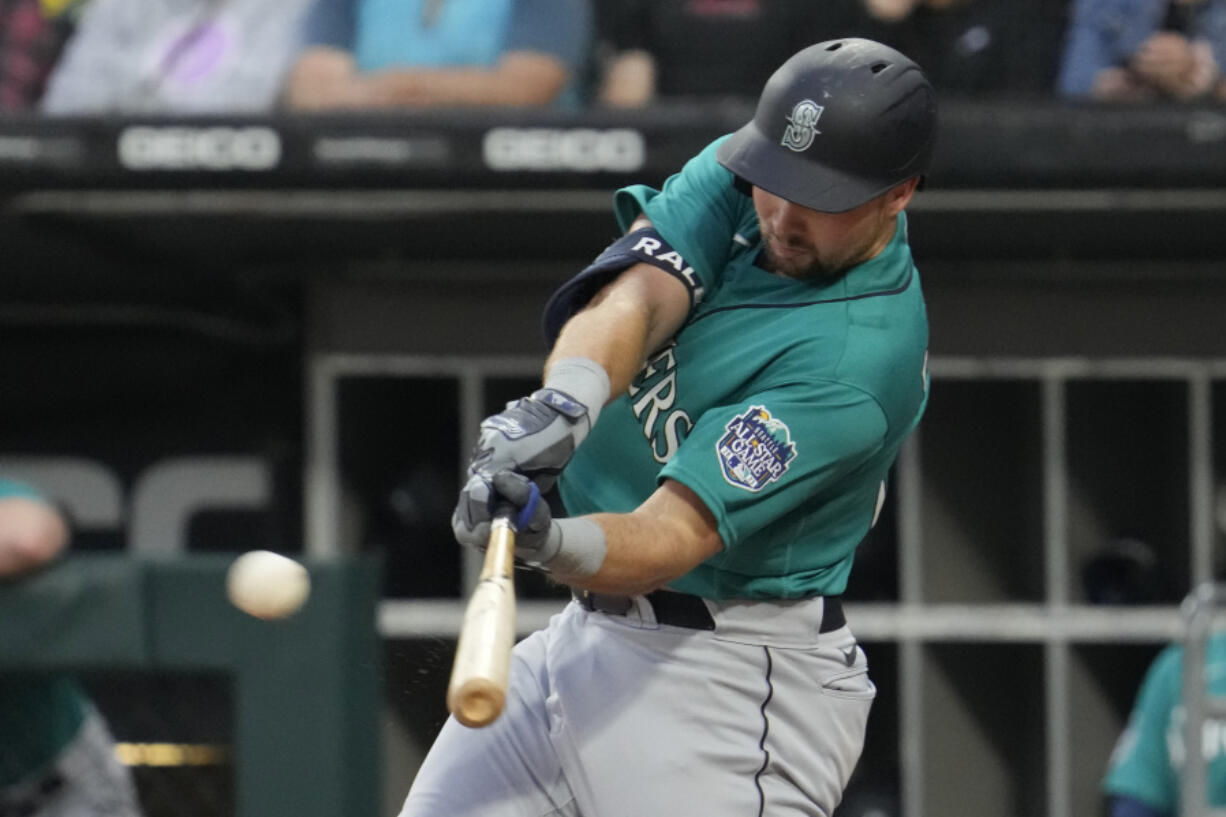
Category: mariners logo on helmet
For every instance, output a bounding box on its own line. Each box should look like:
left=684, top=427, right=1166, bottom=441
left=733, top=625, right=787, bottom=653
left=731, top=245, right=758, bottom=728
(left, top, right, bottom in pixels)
left=717, top=406, right=797, bottom=492
left=781, top=100, right=823, bottom=153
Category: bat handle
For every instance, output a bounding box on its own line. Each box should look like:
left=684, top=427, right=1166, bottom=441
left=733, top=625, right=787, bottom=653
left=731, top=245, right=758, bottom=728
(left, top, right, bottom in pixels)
left=493, top=501, right=517, bottom=531
left=481, top=508, right=517, bottom=580
left=481, top=503, right=517, bottom=582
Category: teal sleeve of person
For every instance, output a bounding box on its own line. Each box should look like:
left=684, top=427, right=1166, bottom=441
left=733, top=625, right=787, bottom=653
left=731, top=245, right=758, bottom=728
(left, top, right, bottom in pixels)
left=0, top=477, right=41, bottom=501
left=613, top=136, right=758, bottom=298
left=1104, top=645, right=1183, bottom=812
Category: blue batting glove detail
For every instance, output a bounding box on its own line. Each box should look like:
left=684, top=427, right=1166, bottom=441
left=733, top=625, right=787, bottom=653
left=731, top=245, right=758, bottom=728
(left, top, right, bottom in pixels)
left=514, top=481, right=541, bottom=534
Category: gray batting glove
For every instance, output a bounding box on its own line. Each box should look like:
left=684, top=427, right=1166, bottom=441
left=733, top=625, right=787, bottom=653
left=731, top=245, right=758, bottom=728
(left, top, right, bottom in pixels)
left=452, top=471, right=561, bottom=567
left=469, top=388, right=592, bottom=491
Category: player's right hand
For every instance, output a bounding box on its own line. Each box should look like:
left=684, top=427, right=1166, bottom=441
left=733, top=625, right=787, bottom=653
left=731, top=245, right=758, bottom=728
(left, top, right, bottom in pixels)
left=468, top=388, right=593, bottom=491
left=452, top=471, right=561, bottom=567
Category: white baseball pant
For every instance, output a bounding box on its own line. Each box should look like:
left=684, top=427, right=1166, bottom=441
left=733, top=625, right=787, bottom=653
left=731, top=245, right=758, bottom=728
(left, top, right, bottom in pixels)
left=401, top=594, right=873, bottom=817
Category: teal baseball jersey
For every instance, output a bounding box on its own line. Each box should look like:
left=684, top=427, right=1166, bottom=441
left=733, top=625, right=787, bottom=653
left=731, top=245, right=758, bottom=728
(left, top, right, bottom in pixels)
left=558, top=137, right=929, bottom=600
left=1104, top=636, right=1226, bottom=814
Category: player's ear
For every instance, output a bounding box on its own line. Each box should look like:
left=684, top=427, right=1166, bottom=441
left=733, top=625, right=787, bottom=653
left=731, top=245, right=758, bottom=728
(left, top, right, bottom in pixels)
left=884, top=177, right=920, bottom=216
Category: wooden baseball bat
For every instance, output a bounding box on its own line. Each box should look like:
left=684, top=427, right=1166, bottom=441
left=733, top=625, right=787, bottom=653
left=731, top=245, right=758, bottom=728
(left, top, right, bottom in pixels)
left=446, top=509, right=517, bottom=728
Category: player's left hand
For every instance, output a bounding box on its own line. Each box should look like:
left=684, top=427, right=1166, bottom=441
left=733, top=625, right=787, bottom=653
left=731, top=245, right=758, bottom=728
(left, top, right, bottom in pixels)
left=468, top=388, right=594, bottom=492
left=452, top=471, right=561, bottom=567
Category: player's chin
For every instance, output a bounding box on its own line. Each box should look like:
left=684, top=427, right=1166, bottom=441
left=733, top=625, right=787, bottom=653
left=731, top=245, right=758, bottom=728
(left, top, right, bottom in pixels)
left=764, top=246, right=818, bottom=279
left=770, top=252, right=836, bottom=281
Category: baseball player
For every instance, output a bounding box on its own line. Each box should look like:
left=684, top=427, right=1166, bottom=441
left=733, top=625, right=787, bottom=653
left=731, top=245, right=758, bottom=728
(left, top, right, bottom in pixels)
left=1103, top=635, right=1226, bottom=816
left=401, top=37, right=937, bottom=817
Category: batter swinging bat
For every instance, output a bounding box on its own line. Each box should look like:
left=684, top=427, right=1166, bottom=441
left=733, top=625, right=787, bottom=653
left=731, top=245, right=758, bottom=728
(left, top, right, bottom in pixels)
left=447, top=508, right=517, bottom=728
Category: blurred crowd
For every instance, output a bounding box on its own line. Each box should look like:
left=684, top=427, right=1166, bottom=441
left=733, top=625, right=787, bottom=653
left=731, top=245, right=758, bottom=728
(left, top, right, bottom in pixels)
left=1, top=0, right=1225, bottom=115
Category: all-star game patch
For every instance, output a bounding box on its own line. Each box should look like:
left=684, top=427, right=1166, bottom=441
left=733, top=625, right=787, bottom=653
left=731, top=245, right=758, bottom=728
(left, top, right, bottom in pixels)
left=716, top=406, right=797, bottom=492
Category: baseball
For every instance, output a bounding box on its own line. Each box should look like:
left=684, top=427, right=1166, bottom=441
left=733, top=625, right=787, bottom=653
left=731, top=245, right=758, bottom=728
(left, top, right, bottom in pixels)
left=226, top=550, right=311, bottom=620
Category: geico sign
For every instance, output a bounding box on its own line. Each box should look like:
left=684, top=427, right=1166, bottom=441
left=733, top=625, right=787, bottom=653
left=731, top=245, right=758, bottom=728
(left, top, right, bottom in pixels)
left=118, top=126, right=282, bottom=171
left=483, top=127, right=645, bottom=172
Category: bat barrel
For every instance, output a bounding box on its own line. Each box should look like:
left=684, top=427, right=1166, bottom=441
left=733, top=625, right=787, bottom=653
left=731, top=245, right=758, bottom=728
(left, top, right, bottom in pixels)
left=448, top=678, right=506, bottom=728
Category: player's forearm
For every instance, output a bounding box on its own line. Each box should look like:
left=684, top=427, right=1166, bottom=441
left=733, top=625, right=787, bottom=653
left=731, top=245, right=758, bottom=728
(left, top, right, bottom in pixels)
left=546, top=264, right=689, bottom=400
left=553, top=514, right=695, bottom=595
left=547, top=303, right=650, bottom=402
left=551, top=481, right=724, bottom=596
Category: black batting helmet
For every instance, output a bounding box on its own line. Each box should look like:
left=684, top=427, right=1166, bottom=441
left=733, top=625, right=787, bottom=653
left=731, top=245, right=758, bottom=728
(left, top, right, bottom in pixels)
left=717, top=38, right=937, bottom=213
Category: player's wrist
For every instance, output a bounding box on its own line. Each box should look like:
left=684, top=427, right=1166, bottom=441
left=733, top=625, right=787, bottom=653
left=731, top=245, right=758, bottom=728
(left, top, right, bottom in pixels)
left=528, top=517, right=606, bottom=578
left=543, top=357, right=611, bottom=441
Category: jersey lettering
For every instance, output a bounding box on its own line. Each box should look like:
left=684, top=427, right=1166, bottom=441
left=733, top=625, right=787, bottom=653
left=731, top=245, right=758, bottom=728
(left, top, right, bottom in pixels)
left=655, top=409, right=694, bottom=463
left=628, top=344, right=692, bottom=464
left=1167, top=706, right=1226, bottom=767
left=628, top=346, right=676, bottom=394
left=632, top=375, right=676, bottom=445
left=871, top=481, right=886, bottom=528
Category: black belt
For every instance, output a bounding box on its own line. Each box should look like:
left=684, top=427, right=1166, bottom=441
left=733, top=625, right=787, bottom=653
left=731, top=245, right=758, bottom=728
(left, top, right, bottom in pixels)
left=574, top=590, right=846, bottom=633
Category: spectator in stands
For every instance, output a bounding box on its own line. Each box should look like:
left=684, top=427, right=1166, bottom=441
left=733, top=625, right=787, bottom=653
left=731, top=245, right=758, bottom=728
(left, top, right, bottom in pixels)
left=38, top=0, right=314, bottom=114
left=283, top=0, right=591, bottom=110
left=1102, top=634, right=1226, bottom=816
left=1057, top=0, right=1226, bottom=102
left=592, top=0, right=870, bottom=108
left=859, top=0, right=1068, bottom=95
left=0, top=0, right=84, bottom=112
left=0, top=477, right=143, bottom=817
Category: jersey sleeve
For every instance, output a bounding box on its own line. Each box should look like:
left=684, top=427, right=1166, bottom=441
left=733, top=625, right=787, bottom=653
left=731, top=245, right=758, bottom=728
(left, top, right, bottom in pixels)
left=1103, top=645, right=1182, bottom=813
left=613, top=136, right=754, bottom=296
left=658, top=380, right=887, bottom=550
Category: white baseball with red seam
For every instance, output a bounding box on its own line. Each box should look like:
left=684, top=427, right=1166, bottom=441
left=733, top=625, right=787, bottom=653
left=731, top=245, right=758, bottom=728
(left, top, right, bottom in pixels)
left=226, top=550, right=311, bottom=619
